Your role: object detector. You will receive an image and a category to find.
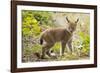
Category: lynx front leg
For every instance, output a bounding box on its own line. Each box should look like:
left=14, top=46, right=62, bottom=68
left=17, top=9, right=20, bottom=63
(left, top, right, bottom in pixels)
left=60, top=42, right=66, bottom=56
left=67, top=39, right=73, bottom=53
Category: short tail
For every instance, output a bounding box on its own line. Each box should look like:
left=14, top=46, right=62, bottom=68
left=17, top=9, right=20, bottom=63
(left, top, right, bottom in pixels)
left=40, top=36, right=43, bottom=45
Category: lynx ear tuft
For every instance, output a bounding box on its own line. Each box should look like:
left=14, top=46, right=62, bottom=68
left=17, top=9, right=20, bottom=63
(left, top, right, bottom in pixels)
left=66, top=17, right=70, bottom=23
left=75, top=18, right=79, bottom=23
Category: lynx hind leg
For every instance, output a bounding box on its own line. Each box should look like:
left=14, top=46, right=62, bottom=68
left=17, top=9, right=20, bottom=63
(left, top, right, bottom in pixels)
left=46, top=43, right=54, bottom=57
left=41, top=43, right=54, bottom=59
left=41, top=45, right=47, bottom=59
left=60, top=42, right=66, bottom=56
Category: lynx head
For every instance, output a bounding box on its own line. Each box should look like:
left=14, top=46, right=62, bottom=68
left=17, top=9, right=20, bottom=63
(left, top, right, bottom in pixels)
left=66, top=17, right=79, bottom=33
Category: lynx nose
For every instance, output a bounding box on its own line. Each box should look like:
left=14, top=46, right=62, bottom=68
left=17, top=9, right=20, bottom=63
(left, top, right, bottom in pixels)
left=69, top=28, right=73, bottom=33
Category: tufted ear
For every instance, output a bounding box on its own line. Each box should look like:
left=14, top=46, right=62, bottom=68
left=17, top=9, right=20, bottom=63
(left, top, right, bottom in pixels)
left=75, top=18, right=79, bottom=23
left=66, top=17, right=70, bottom=23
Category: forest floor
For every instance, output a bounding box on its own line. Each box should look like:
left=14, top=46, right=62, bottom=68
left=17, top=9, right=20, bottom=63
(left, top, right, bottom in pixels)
left=22, top=51, right=90, bottom=62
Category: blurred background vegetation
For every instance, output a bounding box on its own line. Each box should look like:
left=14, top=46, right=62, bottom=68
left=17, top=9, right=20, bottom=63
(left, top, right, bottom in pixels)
left=22, top=10, right=90, bottom=62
